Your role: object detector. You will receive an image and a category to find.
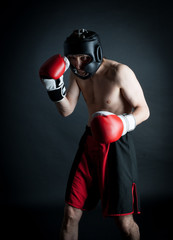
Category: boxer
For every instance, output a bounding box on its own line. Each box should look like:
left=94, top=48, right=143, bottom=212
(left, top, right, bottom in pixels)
left=39, top=29, right=150, bottom=240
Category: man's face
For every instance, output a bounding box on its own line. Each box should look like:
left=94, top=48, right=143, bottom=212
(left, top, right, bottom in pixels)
left=67, top=54, right=92, bottom=77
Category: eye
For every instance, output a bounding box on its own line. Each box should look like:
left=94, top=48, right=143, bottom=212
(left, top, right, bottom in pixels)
left=81, top=56, right=91, bottom=63
left=68, top=56, right=77, bottom=65
left=69, top=56, right=75, bottom=60
left=81, top=56, right=87, bottom=60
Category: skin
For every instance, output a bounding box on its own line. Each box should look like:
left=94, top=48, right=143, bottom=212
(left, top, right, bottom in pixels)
left=56, top=56, right=150, bottom=126
left=57, top=55, right=150, bottom=240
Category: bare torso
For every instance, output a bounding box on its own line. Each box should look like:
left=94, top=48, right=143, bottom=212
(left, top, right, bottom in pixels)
left=56, top=57, right=149, bottom=126
left=74, top=58, right=132, bottom=125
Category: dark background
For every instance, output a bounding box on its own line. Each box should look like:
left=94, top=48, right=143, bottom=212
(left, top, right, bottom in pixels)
left=1, top=0, right=173, bottom=239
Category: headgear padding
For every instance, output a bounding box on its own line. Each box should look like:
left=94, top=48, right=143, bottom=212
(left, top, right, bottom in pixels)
left=64, top=29, right=103, bottom=79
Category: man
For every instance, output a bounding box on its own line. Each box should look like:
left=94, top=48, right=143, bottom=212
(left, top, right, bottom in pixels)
left=39, top=29, right=150, bottom=240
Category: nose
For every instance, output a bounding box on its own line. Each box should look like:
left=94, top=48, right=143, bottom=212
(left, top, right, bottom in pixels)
left=74, top=58, right=83, bottom=69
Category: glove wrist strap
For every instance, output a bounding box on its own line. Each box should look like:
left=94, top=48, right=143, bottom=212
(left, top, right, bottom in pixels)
left=118, top=114, right=136, bottom=136
left=47, top=83, right=66, bottom=102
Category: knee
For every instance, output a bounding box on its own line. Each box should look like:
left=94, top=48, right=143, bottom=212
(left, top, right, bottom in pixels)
left=114, top=215, right=138, bottom=236
left=63, top=204, right=82, bottom=226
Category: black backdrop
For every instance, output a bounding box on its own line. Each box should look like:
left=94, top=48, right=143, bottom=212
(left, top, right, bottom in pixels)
left=1, top=1, right=173, bottom=239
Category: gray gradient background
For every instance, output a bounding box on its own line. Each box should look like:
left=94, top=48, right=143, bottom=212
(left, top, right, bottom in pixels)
left=1, top=0, right=173, bottom=239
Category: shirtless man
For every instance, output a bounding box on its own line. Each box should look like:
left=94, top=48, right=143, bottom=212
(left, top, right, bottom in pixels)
left=39, top=29, right=150, bottom=240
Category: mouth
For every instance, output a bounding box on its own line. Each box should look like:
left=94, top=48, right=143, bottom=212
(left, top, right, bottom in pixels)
left=77, top=70, right=89, bottom=77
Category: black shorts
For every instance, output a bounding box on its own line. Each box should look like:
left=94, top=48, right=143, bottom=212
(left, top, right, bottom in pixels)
left=65, top=126, right=141, bottom=217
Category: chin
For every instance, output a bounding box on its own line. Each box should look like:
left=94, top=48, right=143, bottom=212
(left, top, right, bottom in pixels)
left=78, top=71, right=89, bottom=77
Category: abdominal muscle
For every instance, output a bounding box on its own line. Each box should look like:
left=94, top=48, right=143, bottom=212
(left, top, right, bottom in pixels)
left=87, top=100, right=132, bottom=126
left=79, top=85, right=133, bottom=126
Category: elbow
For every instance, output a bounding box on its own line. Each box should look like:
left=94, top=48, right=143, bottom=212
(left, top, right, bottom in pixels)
left=58, top=109, right=73, bottom=117
left=62, top=112, right=72, bottom=117
left=134, top=105, right=150, bottom=125
left=55, top=101, right=74, bottom=117
left=143, top=105, right=150, bottom=121
left=146, top=106, right=150, bottom=120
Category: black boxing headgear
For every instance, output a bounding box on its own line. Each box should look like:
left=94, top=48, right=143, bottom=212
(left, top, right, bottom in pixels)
left=64, top=29, right=103, bottom=79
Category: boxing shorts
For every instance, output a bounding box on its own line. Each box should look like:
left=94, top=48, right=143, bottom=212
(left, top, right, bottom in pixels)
left=65, top=126, right=141, bottom=217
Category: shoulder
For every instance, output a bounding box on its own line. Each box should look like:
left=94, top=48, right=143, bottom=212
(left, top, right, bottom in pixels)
left=113, top=63, right=137, bottom=87
left=116, top=63, right=135, bottom=76
left=106, top=60, right=135, bottom=78
left=68, top=71, right=81, bottom=92
left=69, top=70, right=80, bottom=84
left=101, top=58, right=120, bottom=79
left=103, top=58, right=133, bottom=77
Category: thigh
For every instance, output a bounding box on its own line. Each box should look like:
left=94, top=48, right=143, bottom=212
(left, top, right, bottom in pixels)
left=101, top=133, right=140, bottom=217
left=65, top=132, right=100, bottom=211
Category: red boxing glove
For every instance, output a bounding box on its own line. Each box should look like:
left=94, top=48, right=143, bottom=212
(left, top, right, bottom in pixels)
left=91, top=111, right=124, bottom=144
left=39, top=54, right=66, bottom=80
left=91, top=111, right=136, bottom=143
left=39, top=54, right=70, bottom=102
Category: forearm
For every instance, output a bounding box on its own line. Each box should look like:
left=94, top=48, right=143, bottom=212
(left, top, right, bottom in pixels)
left=55, top=97, right=74, bottom=117
left=132, top=105, right=150, bottom=126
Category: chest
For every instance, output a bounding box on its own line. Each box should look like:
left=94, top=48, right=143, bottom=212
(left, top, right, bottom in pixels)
left=77, top=75, right=121, bottom=105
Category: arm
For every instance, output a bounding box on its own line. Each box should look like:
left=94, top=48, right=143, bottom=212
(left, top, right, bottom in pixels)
left=90, top=64, right=150, bottom=143
left=117, top=64, right=150, bottom=126
left=55, top=71, right=80, bottom=117
left=39, top=54, right=80, bottom=117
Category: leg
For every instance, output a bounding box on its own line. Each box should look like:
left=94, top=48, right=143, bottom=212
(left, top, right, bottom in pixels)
left=59, top=203, right=83, bottom=240
left=114, top=215, right=140, bottom=240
